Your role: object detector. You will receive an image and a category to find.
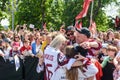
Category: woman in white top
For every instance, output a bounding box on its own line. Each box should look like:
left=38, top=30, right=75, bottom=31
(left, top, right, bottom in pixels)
left=44, top=34, right=79, bottom=80
left=51, top=45, right=98, bottom=80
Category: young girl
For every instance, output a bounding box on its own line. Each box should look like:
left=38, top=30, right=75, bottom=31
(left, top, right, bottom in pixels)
left=44, top=34, right=83, bottom=80
left=44, top=34, right=71, bottom=80
left=11, top=33, right=22, bottom=49
left=51, top=45, right=98, bottom=80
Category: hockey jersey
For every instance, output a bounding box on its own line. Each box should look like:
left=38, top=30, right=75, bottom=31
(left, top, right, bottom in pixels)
left=51, top=63, right=98, bottom=80
left=44, top=46, right=75, bottom=80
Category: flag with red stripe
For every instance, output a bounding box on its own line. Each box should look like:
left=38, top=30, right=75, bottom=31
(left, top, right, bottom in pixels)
left=75, top=0, right=93, bottom=20
left=89, top=21, right=96, bottom=35
left=75, top=21, right=82, bottom=30
left=43, top=23, right=46, bottom=29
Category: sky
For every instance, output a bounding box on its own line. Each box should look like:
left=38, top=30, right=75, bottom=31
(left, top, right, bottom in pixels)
left=103, top=0, right=120, bottom=18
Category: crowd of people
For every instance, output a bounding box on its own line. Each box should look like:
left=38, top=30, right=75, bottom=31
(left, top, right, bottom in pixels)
left=0, top=24, right=120, bottom=80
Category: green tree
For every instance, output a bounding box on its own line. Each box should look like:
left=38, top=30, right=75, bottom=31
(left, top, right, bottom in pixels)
left=1, top=0, right=120, bottom=31
left=15, top=0, right=65, bottom=30
left=0, top=0, right=9, bottom=20
left=16, top=0, right=43, bottom=28
left=45, top=0, right=64, bottom=30
left=62, top=0, right=118, bottom=31
left=62, top=0, right=83, bottom=26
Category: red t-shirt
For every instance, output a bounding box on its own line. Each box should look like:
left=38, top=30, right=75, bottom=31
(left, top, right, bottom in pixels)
left=20, top=46, right=32, bottom=53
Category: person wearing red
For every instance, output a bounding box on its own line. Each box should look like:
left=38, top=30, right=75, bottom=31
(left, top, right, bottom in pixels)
left=20, top=40, right=32, bottom=55
left=74, top=27, right=102, bottom=80
left=74, top=27, right=102, bottom=58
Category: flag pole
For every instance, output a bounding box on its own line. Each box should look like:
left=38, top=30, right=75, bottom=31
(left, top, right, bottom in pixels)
left=89, top=0, right=94, bottom=27
left=12, top=0, right=14, bottom=31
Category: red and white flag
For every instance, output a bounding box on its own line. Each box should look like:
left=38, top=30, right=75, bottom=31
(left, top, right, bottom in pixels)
left=89, top=21, right=96, bottom=35
left=75, top=21, right=82, bottom=30
left=75, top=0, right=93, bottom=20
left=115, top=16, right=120, bottom=27
left=43, top=23, right=46, bottom=29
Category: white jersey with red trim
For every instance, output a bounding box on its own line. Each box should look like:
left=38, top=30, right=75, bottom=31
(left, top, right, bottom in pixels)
left=51, top=63, right=98, bottom=80
left=44, top=46, right=68, bottom=80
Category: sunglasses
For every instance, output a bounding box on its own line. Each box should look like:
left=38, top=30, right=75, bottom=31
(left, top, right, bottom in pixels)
left=15, top=37, right=19, bottom=38
left=67, top=33, right=74, bottom=36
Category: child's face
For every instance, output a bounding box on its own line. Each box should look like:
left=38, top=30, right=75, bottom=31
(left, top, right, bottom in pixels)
left=13, top=47, right=19, bottom=51
left=24, top=42, right=29, bottom=47
left=107, top=50, right=116, bottom=57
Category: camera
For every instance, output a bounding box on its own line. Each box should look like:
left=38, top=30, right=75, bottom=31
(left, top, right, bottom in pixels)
left=73, top=43, right=88, bottom=57
left=20, top=27, right=24, bottom=29
left=36, top=28, right=39, bottom=31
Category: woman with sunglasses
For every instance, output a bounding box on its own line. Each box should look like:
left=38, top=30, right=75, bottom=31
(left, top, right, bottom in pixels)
left=11, top=33, right=23, bottom=50
left=66, top=26, right=76, bottom=45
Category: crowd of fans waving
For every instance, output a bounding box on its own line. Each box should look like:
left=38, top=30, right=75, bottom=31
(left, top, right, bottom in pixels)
left=0, top=24, right=120, bottom=80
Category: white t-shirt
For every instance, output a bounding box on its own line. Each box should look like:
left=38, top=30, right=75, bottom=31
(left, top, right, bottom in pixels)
left=51, top=63, right=98, bottom=80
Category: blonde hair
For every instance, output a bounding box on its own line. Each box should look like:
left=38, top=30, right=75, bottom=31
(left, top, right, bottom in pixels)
left=49, top=34, right=67, bottom=49
left=114, top=31, right=120, bottom=39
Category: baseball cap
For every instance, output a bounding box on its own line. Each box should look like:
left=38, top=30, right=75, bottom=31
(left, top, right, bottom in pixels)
left=73, top=43, right=88, bottom=57
left=76, top=27, right=91, bottom=38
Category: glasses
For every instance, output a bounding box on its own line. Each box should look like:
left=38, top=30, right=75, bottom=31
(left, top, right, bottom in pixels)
left=15, top=37, right=19, bottom=38
left=67, top=32, right=74, bottom=36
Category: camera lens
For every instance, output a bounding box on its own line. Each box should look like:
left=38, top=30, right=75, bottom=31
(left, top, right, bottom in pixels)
left=21, top=27, right=23, bottom=29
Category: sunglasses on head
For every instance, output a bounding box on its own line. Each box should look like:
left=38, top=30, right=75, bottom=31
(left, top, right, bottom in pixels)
left=67, top=32, right=74, bottom=36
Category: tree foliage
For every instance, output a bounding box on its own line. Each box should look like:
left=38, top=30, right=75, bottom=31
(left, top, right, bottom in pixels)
left=0, top=0, right=119, bottom=31
left=15, top=0, right=43, bottom=28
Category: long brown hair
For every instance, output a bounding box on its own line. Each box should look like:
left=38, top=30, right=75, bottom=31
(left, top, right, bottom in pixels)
left=65, top=45, right=81, bottom=80
left=13, top=33, right=20, bottom=42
